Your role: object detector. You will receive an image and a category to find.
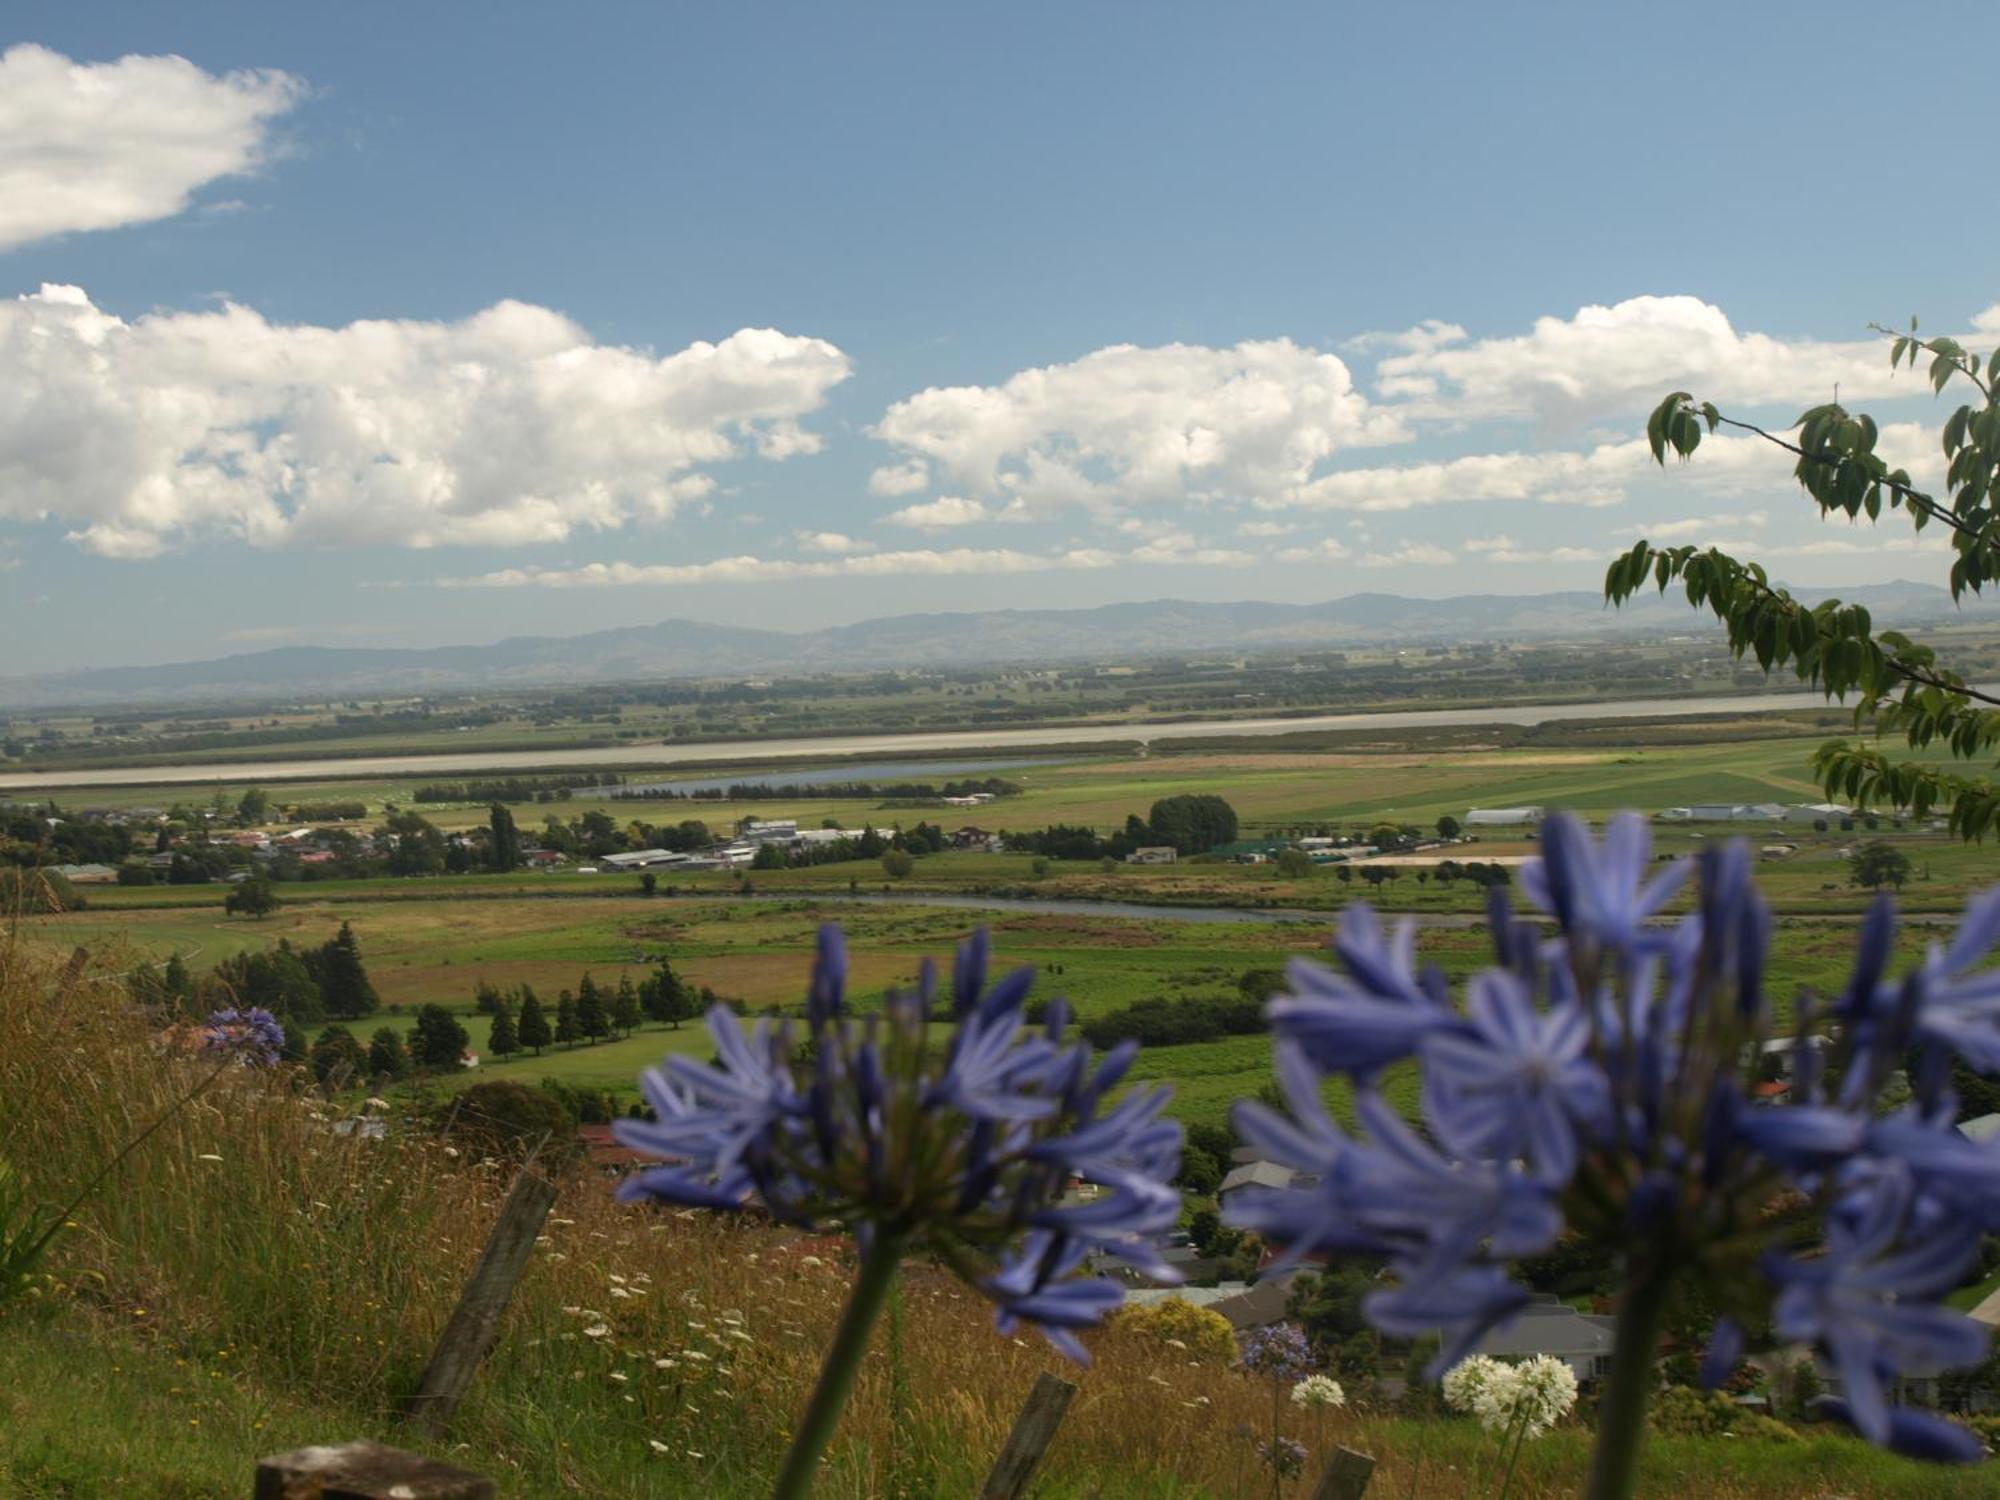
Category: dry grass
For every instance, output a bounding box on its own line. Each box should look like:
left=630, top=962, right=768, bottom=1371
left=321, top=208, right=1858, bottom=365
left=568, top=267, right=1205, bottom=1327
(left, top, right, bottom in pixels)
left=0, top=927, right=1992, bottom=1496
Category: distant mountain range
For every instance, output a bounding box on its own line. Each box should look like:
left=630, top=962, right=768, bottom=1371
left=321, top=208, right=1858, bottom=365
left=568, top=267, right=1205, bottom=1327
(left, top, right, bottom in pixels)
left=9, top=581, right=1997, bottom=708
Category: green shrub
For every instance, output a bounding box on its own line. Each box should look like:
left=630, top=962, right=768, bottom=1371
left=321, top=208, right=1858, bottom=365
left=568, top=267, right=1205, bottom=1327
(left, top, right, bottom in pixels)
left=1647, top=1384, right=1738, bottom=1436
left=443, top=1078, right=577, bottom=1157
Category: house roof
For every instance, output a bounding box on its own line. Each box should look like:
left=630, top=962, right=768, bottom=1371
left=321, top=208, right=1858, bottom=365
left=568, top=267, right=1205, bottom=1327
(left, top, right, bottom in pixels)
left=1208, top=1271, right=1309, bottom=1330
left=1219, top=1161, right=1295, bottom=1195
left=1124, top=1283, right=1250, bottom=1312
left=578, top=1123, right=645, bottom=1170
left=1471, top=1299, right=1618, bottom=1359
left=1958, top=1113, right=2000, bottom=1145
left=1968, top=1286, right=2000, bottom=1329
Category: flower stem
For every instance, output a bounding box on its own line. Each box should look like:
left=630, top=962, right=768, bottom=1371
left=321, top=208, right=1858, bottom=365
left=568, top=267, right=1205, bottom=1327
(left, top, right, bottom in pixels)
left=770, top=1234, right=904, bottom=1500
left=1585, top=1266, right=1674, bottom=1500
left=1493, top=1406, right=1531, bottom=1500
left=1270, top=1375, right=1283, bottom=1500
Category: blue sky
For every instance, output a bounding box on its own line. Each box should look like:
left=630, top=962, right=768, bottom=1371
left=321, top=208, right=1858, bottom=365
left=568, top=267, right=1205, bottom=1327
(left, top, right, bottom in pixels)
left=5, top=2, right=1998, bottom=671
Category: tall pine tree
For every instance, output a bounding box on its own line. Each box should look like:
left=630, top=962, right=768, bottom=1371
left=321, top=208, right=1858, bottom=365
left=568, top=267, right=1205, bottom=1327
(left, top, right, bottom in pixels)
left=314, top=922, right=380, bottom=1019
left=642, top=957, right=692, bottom=1028
left=575, top=973, right=611, bottom=1044
left=487, top=1003, right=520, bottom=1060
left=411, top=1004, right=469, bottom=1071
left=516, top=989, right=551, bottom=1055
left=489, top=803, right=522, bottom=872
left=554, top=992, right=578, bottom=1048
left=367, top=1026, right=410, bottom=1080
left=612, top=977, right=640, bottom=1037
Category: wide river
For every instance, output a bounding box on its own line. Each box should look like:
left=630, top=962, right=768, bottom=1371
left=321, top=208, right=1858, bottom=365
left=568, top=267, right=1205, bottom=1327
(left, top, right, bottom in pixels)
left=0, top=685, right=1839, bottom=791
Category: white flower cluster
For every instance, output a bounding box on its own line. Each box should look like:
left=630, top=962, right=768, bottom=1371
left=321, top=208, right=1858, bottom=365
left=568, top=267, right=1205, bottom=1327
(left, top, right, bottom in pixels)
left=1441, top=1354, right=1578, bottom=1438
left=1290, top=1373, right=1347, bottom=1409
left=1440, top=1355, right=1506, bottom=1416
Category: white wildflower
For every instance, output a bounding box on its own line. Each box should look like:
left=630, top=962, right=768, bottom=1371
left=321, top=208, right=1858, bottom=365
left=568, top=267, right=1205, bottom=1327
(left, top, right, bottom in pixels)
left=1449, top=1355, right=1577, bottom=1438
left=1441, top=1355, right=1508, bottom=1417
left=1291, top=1374, right=1347, bottom=1410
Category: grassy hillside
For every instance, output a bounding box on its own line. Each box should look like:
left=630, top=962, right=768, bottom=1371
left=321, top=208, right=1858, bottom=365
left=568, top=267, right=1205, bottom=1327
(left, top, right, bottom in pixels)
left=0, top=931, right=1995, bottom=1496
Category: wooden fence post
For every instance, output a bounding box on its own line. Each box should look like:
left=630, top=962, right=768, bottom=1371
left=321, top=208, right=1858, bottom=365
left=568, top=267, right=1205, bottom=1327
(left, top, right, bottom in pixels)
left=404, top=1166, right=559, bottom=1437
left=1311, top=1445, right=1377, bottom=1500
left=255, top=1441, right=493, bottom=1499
left=980, top=1371, right=1078, bottom=1499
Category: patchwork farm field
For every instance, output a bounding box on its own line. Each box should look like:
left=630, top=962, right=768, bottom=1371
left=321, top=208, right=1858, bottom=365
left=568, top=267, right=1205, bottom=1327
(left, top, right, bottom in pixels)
left=20, top=718, right=1997, bottom=1133
left=27, top=886, right=1946, bottom=1135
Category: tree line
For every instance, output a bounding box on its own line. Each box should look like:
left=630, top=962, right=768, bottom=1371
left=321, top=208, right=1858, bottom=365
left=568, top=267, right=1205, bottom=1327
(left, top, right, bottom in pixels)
left=1004, top=795, right=1240, bottom=861
left=129, top=920, right=379, bottom=1029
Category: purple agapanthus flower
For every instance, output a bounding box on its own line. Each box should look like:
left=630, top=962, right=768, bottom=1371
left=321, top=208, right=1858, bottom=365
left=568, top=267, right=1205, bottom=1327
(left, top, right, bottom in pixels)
left=1239, top=1321, right=1315, bottom=1381
left=1518, top=811, right=1687, bottom=950
left=617, top=924, right=1182, bottom=1360
left=203, top=1007, right=285, bottom=1066
left=1229, top=811, right=2000, bottom=1464
left=1256, top=1436, right=1309, bottom=1478
left=1421, top=969, right=1610, bottom=1183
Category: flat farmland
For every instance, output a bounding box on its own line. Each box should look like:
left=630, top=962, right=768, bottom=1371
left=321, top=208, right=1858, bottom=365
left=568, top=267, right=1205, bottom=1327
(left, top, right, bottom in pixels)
left=26, top=888, right=1942, bottom=1135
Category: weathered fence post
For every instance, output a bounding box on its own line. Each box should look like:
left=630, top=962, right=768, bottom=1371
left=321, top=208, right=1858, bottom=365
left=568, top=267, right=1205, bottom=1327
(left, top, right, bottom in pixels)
left=254, top=1441, right=493, bottom=1499
left=980, top=1371, right=1078, bottom=1499
left=404, top=1165, right=559, bottom=1437
left=1311, top=1445, right=1377, bottom=1500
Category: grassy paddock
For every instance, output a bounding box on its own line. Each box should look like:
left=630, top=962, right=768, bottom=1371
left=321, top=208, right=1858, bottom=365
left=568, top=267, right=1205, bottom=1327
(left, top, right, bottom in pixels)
left=22, top=889, right=1945, bottom=1137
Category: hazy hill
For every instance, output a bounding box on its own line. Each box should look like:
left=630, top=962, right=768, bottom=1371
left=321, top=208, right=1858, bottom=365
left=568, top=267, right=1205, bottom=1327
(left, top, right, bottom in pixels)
left=6, top=581, right=1993, bottom=707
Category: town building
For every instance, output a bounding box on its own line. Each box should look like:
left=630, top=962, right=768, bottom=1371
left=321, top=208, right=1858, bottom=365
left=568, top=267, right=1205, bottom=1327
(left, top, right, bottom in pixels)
left=1464, top=807, right=1544, bottom=828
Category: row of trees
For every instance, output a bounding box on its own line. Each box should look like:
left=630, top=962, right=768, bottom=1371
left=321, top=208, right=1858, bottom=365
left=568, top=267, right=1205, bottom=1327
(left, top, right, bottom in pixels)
left=308, top=1007, right=468, bottom=1084
left=473, top=960, right=704, bottom=1060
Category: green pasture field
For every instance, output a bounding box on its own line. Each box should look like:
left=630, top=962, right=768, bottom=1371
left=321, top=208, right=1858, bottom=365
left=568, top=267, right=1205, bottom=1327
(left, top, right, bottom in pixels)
left=25, top=888, right=1939, bottom=1136
left=20, top=716, right=1999, bottom=1135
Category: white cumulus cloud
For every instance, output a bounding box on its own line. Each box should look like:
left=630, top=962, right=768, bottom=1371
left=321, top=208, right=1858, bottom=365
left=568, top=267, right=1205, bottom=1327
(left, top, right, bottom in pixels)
left=883, top=495, right=993, bottom=529
left=1371, top=295, right=1914, bottom=426
left=0, top=44, right=305, bottom=250
left=871, top=338, right=1409, bottom=520
left=0, top=284, right=851, bottom=556
left=1462, top=536, right=1619, bottom=565
left=795, top=531, right=872, bottom=554
left=1273, top=537, right=1352, bottom=563
left=1264, top=423, right=1936, bottom=516
left=867, top=459, right=931, bottom=496
left=1641, top=510, right=1767, bottom=540
left=430, top=538, right=1275, bottom=589
left=1358, top=542, right=1456, bottom=568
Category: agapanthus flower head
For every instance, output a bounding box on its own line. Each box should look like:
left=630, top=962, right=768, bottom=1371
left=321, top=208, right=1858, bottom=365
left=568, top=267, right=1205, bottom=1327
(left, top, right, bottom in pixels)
left=1440, top=1354, right=1507, bottom=1416
left=616, top=924, right=1182, bottom=1360
left=1230, top=811, right=2000, bottom=1462
left=1238, top=1321, right=1314, bottom=1381
left=1256, top=1436, right=1308, bottom=1478
left=1290, top=1372, right=1347, bottom=1409
left=203, top=1007, right=284, bottom=1067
